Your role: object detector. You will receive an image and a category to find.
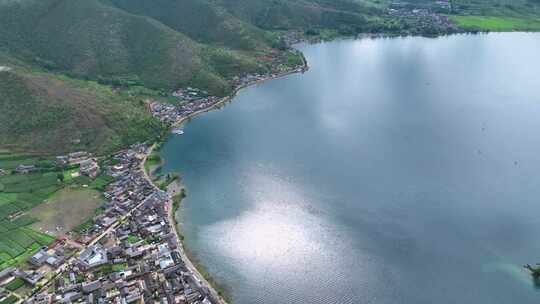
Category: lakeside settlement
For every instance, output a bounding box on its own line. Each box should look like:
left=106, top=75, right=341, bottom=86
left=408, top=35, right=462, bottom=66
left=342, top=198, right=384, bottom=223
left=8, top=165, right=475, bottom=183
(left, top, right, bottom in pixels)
left=148, top=57, right=307, bottom=127
left=0, top=50, right=308, bottom=304
left=6, top=143, right=223, bottom=304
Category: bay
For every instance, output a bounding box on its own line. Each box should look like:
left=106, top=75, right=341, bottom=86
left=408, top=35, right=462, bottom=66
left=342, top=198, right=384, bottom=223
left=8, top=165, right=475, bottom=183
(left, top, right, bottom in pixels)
left=161, top=33, right=540, bottom=304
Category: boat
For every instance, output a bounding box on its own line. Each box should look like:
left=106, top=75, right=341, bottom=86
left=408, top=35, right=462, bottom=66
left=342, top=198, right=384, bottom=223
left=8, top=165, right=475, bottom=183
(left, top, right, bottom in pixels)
left=172, top=128, right=184, bottom=135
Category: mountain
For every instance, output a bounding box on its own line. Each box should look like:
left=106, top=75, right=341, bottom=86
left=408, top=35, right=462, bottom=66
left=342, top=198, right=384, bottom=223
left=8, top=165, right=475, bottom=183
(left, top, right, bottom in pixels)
left=1, top=0, right=539, bottom=154
left=0, top=0, right=231, bottom=92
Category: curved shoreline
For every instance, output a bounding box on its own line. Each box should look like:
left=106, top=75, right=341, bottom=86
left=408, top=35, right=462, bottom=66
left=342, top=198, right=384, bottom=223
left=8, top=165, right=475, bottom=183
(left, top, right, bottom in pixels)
left=146, top=58, right=310, bottom=304
left=171, top=62, right=310, bottom=129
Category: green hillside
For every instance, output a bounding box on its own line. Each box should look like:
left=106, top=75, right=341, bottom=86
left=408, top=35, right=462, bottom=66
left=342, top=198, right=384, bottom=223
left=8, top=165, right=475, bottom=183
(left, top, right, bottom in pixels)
left=0, top=0, right=225, bottom=91
left=0, top=67, right=164, bottom=154
left=220, top=0, right=379, bottom=30
left=104, top=0, right=274, bottom=50
left=1, top=0, right=540, bottom=154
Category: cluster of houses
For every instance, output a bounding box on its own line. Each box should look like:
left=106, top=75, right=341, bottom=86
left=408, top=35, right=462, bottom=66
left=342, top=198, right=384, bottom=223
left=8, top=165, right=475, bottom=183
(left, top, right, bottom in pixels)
left=20, top=143, right=216, bottom=304
left=171, top=88, right=210, bottom=102
left=387, top=1, right=457, bottom=32
left=149, top=95, right=221, bottom=125
left=231, top=57, right=305, bottom=89
left=0, top=239, right=78, bottom=295
left=7, top=151, right=100, bottom=178
left=56, top=152, right=100, bottom=179
left=150, top=59, right=306, bottom=126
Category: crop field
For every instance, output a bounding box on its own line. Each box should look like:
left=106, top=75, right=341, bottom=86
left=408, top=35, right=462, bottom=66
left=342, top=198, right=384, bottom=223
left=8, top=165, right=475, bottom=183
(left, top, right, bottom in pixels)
left=0, top=153, right=40, bottom=171
left=0, top=216, right=54, bottom=270
left=4, top=278, right=25, bottom=291
left=0, top=172, right=62, bottom=220
left=0, top=295, right=18, bottom=304
left=450, top=15, right=540, bottom=31
left=0, top=155, right=62, bottom=269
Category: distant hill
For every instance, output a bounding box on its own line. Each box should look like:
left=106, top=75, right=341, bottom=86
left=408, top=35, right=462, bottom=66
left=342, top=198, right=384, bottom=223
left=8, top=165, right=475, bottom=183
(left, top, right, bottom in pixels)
left=1, top=0, right=539, bottom=154
left=104, top=0, right=273, bottom=50
left=0, top=0, right=233, bottom=92
left=0, top=0, right=385, bottom=94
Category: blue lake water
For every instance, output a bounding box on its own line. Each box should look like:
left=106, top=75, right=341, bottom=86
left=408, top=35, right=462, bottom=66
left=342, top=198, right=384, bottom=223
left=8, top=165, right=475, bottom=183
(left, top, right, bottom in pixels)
left=161, top=33, right=540, bottom=304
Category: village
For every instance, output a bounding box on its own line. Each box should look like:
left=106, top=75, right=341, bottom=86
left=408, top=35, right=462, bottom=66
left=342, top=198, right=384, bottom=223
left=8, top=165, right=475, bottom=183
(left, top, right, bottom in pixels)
left=386, top=1, right=458, bottom=34
left=0, top=143, right=218, bottom=304
left=0, top=48, right=309, bottom=304
left=149, top=59, right=306, bottom=126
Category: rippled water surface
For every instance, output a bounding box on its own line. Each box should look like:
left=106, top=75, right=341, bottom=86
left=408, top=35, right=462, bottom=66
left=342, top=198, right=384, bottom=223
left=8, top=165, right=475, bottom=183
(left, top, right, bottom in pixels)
left=161, top=33, right=540, bottom=304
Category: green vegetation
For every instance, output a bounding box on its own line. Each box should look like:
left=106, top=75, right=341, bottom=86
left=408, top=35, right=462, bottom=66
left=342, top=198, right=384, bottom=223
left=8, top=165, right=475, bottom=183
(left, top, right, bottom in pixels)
left=0, top=154, right=111, bottom=267
left=5, top=278, right=25, bottom=291
left=0, top=155, right=59, bottom=269
left=144, top=153, right=162, bottom=174
left=127, top=235, right=141, bottom=244
left=0, top=220, right=55, bottom=270
left=448, top=0, right=540, bottom=31
left=0, top=154, right=40, bottom=171
left=0, top=295, right=18, bottom=304
left=0, top=69, right=166, bottom=154
left=449, top=15, right=540, bottom=31
left=112, top=263, right=128, bottom=272
left=0, top=171, right=62, bottom=220
left=97, top=264, right=113, bottom=276
left=89, top=175, right=114, bottom=191
left=1, top=0, right=539, bottom=154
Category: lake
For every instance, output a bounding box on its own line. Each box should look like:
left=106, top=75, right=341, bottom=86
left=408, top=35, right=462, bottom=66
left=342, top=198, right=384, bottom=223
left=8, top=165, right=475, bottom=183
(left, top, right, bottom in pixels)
left=161, top=33, right=540, bottom=304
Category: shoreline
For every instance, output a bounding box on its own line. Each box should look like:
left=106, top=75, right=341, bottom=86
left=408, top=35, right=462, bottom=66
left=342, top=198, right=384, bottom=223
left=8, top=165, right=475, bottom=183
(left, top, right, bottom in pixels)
left=171, top=62, right=309, bottom=130
left=145, top=57, right=310, bottom=303
left=143, top=143, right=228, bottom=304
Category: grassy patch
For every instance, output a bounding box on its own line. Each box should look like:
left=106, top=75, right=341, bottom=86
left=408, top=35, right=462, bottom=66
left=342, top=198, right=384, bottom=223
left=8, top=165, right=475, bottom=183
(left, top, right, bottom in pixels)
left=0, top=295, right=18, bottom=304
left=0, top=222, right=54, bottom=271
left=144, top=152, right=162, bottom=175
left=90, top=175, right=114, bottom=191
left=5, top=277, right=25, bottom=291
left=127, top=235, right=141, bottom=244
left=112, top=263, right=128, bottom=272
left=29, top=188, right=103, bottom=236
left=450, top=15, right=540, bottom=31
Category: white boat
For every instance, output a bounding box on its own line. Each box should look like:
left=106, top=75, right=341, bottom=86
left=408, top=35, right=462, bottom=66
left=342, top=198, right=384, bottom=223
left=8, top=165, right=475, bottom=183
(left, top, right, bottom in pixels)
left=172, top=128, right=184, bottom=135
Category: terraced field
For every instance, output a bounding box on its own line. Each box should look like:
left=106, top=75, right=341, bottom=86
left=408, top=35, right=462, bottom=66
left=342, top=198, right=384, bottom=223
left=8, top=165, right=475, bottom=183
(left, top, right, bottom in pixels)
left=0, top=154, right=63, bottom=269
left=0, top=216, right=54, bottom=269
left=0, top=172, right=62, bottom=219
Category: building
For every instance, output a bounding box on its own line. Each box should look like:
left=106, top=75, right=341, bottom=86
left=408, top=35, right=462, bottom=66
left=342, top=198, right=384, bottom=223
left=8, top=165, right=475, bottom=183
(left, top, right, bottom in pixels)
left=80, top=158, right=100, bottom=179
left=15, top=164, right=36, bottom=174
left=28, top=249, right=48, bottom=267
left=55, top=155, right=69, bottom=166
left=28, top=248, right=64, bottom=267
left=78, top=245, right=109, bottom=270
left=69, top=151, right=90, bottom=165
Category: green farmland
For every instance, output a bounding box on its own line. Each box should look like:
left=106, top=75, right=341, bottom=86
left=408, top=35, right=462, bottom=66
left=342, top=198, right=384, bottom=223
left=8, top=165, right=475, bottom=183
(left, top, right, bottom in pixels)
left=0, top=217, right=54, bottom=270
left=449, top=15, right=540, bottom=31
left=0, top=154, right=66, bottom=269
left=0, top=168, right=59, bottom=270
left=0, top=172, right=63, bottom=219
left=0, top=152, right=115, bottom=269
